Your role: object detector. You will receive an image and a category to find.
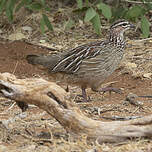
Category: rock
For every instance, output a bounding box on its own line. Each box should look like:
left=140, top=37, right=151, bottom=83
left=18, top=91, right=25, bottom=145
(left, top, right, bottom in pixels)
left=0, top=145, right=8, bottom=152
left=125, top=62, right=137, bottom=69
left=143, top=73, right=152, bottom=79
left=8, top=32, right=26, bottom=41
left=125, top=93, right=143, bottom=107
left=22, top=26, right=33, bottom=32
left=86, top=148, right=97, bottom=152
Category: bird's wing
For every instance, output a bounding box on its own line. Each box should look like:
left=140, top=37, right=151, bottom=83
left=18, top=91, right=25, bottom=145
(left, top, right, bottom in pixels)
left=51, top=41, right=109, bottom=73
left=77, top=44, right=123, bottom=77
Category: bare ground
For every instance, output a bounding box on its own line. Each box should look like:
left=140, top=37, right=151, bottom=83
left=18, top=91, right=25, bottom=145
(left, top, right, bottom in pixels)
left=0, top=4, right=152, bottom=151
left=0, top=39, right=152, bottom=151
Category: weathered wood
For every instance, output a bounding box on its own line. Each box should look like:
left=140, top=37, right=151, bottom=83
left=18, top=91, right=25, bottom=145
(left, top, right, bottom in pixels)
left=0, top=72, right=152, bottom=143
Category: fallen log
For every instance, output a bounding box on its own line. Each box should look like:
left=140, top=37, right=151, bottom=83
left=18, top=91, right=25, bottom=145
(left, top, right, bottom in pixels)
left=0, top=72, right=152, bottom=143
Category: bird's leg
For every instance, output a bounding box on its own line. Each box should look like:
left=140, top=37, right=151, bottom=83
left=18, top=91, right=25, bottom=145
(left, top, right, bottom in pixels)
left=81, top=87, right=90, bottom=102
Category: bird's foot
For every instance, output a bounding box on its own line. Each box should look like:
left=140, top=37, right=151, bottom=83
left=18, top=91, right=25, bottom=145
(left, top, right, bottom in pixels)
left=99, top=87, right=122, bottom=94
left=93, top=87, right=122, bottom=96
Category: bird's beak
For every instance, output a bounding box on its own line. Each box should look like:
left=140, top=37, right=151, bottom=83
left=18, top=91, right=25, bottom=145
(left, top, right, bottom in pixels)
left=130, top=24, right=135, bottom=29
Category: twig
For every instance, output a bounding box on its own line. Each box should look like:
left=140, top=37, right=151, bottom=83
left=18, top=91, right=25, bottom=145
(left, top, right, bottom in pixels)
left=0, top=102, right=16, bottom=114
left=6, top=102, right=16, bottom=110
left=131, top=107, right=140, bottom=115
left=24, top=40, right=58, bottom=51
left=113, top=141, right=129, bottom=146
left=101, top=115, right=142, bottom=121
left=122, top=0, right=152, bottom=4
left=12, top=61, right=19, bottom=74
left=21, top=133, right=52, bottom=143
left=127, top=57, right=152, bottom=60
left=134, top=38, right=152, bottom=42
left=139, top=95, right=152, bottom=98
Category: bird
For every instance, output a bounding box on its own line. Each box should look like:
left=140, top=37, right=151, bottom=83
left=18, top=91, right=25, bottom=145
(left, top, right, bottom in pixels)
left=26, top=19, right=135, bottom=102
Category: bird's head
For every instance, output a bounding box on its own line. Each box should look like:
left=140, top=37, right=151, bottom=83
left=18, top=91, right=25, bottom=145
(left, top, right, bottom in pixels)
left=109, top=19, right=135, bottom=42
left=110, top=19, right=135, bottom=35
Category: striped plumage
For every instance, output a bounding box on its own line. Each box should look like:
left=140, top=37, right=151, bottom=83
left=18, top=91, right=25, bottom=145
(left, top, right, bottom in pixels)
left=26, top=20, right=134, bottom=101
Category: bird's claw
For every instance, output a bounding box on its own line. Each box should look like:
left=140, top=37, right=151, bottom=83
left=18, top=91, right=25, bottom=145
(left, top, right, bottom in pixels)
left=99, top=87, right=122, bottom=95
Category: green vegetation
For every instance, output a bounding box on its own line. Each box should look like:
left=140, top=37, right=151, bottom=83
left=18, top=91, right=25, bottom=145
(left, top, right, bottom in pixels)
left=0, top=0, right=151, bottom=37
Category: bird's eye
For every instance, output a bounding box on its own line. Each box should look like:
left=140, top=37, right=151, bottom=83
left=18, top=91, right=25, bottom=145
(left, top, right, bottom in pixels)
left=122, top=23, right=128, bottom=27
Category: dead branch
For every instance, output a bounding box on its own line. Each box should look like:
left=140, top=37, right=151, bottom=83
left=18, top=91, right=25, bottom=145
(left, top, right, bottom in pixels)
left=1, top=72, right=152, bottom=143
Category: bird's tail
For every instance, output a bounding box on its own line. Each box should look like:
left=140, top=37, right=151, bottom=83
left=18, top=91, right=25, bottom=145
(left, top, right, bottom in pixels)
left=26, top=55, right=41, bottom=65
left=26, top=54, right=61, bottom=70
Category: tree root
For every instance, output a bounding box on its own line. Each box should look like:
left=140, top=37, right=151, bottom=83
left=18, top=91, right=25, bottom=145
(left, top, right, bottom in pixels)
left=0, top=72, right=152, bottom=143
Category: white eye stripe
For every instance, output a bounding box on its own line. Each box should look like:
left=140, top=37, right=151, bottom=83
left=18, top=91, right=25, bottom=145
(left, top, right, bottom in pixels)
left=111, top=21, right=129, bottom=28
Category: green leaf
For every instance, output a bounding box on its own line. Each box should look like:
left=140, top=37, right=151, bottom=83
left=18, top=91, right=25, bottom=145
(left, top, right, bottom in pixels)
left=6, top=0, right=16, bottom=22
left=6, top=8, right=13, bottom=22
left=85, top=0, right=89, bottom=7
left=24, top=0, right=32, bottom=5
left=84, top=7, right=96, bottom=22
left=126, top=6, right=145, bottom=19
left=44, top=6, right=51, bottom=12
left=65, top=19, right=75, bottom=30
left=73, top=6, right=88, bottom=13
left=40, top=0, right=45, bottom=6
left=42, top=14, right=53, bottom=31
left=141, top=16, right=150, bottom=38
left=0, top=0, right=7, bottom=14
left=26, top=2, right=42, bottom=11
left=76, top=0, right=83, bottom=9
left=8, top=0, right=16, bottom=10
left=112, top=7, right=127, bottom=20
left=97, top=2, right=112, bottom=19
left=147, top=4, right=152, bottom=10
left=40, top=17, right=45, bottom=34
left=15, top=0, right=26, bottom=12
left=15, top=0, right=33, bottom=12
left=90, top=13, right=101, bottom=35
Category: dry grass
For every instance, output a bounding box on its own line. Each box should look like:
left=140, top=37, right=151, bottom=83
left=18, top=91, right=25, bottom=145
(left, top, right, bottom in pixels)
left=0, top=1, right=152, bottom=151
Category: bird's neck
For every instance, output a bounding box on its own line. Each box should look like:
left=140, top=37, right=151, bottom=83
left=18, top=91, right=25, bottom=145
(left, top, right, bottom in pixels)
left=109, top=31, right=125, bottom=46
